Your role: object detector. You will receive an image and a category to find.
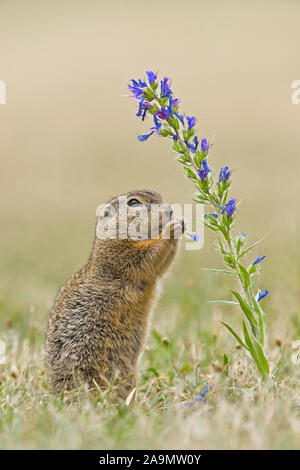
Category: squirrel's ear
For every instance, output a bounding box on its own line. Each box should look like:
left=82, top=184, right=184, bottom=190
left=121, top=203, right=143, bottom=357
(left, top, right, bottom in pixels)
left=96, top=203, right=112, bottom=220
left=103, top=207, right=110, bottom=218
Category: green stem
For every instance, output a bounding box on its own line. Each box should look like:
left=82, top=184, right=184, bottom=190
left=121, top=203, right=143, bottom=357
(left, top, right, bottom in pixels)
left=152, top=95, right=266, bottom=350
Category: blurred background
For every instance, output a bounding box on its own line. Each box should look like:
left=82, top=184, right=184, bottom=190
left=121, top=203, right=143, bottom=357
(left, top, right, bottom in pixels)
left=0, top=0, right=300, bottom=336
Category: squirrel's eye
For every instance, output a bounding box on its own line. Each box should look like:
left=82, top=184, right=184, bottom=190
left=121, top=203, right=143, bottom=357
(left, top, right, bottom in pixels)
left=127, top=198, right=141, bottom=207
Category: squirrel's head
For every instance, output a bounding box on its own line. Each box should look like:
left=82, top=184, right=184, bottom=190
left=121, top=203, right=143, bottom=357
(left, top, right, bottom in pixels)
left=96, top=189, right=174, bottom=242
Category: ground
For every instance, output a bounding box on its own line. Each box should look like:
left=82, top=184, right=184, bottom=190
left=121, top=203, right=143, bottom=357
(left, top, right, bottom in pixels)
left=0, top=231, right=299, bottom=449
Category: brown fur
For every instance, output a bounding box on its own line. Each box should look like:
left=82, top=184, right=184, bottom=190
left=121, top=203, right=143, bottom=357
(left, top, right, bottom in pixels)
left=45, top=190, right=184, bottom=399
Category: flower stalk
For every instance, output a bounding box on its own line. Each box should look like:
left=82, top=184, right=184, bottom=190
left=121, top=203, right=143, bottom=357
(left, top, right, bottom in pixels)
left=127, top=71, right=270, bottom=380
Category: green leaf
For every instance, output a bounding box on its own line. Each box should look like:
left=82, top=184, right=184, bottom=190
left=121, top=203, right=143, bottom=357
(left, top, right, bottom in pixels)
left=183, top=166, right=196, bottom=180
left=202, top=268, right=236, bottom=275
left=224, top=254, right=236, bottom=269
left=223, top=353, right=229, bottom=366
left=168, top=116, right=179, bottom=130
left=159, top=128, right=173, bottom=137
left=186, top=127, right=195, bottom=139
left=194, top=196, right=209, bottom=205
left=252, top=337, right=269, bottom=375
left=203, top=222, right=219, bottom=232
left=236, top=238, right=242, bottom=254
left=238, top=234, right=268, bottom=259
left=208, top=300, right=239, bottom=305
left=172, top=141, right=181, bottom=153
left=204, top=215, right=219, bottom=226
left=177, top=156, right=187, bottom=164
left=178, top=141, right=187, bottom=153
left=249, top=287, right=265, bottom=345
left=157, top=96, right=168, bottom=107
left=149, top=103, right=159, bottom=114
left=230, top=290, right=258, bottom=335
left=221, top=321, right=249, bottom=350
left=150, top=81, right=158, bottom=91
left=217, top=238, right=226, bottom=254
left=218, top=225, right=231, bottom=244
left=194, top=151, right=202, bottom=168
left=248, top=264, right=257, bottom=275
left=142, top=88, right=155, bottom=101
left=242, top=321, right=269, bottom=380
left=238, top=263, right=251, bottom=287
left=177, top=154, right=190, bottom=164
left=147, top=367, right=159, bottom=377
left=243, top=320, right=255, bottom=352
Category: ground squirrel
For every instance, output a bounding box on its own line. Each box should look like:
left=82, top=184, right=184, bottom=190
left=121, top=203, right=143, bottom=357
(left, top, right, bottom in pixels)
left=45, top=190, right=185, bottom=399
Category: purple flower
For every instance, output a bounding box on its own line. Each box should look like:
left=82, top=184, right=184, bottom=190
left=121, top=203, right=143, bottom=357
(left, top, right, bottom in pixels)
left=146, top=71, right=157, bottom=83
left=169, top=95, right=178, bottom=108
left=172, top=97, right=179, bottom=108
left=160, top=77, right=172, bottom=98
left=201, top=138, right=210, bottom=152
left=198, top=158, right=211, bottom=181
left=156, top=108, right=170, bottom=120
left=202, top=158, right=210, bottom=173
left=185, top=383, right=212, bottom=408
left=205, top=213, right=218, bottom=219
left=187, top=232, right=201, bottom=242
left=175, top=112, right=185, bottom=126
left=136, top=99, right=151, bottom=121
left=239, top=232, right=247, bottom=243
left=257, top=289, right=269, bottom=302
left=185, top=135, right=199, bottom=153
left=198, top=170, right=206, bottom=180
left=219, top=166, right=231, bottom=182
left=138, top=131, right=154, bottom=141
left=186, top=116, right=196, bottom=128
left=128, top=79, right=147, bottom=100
left=253, top=256, right=266, bottom=266
left=150, top=114, right=162, bottom=134
left=197, top=382, right=212, bottom=400
left=131, top=78, right=147, bottom=87
left=221, top=198, right=236, bottom=217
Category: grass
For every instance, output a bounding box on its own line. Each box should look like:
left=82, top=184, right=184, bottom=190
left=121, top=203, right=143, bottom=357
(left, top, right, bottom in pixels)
left=0, top=0, right=300, bottom=450
left=0, top=229, right=299, bottom=449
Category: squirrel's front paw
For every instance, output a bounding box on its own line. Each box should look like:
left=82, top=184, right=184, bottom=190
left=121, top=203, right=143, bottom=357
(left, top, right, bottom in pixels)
left=163, top=218, right=186, bottom=240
